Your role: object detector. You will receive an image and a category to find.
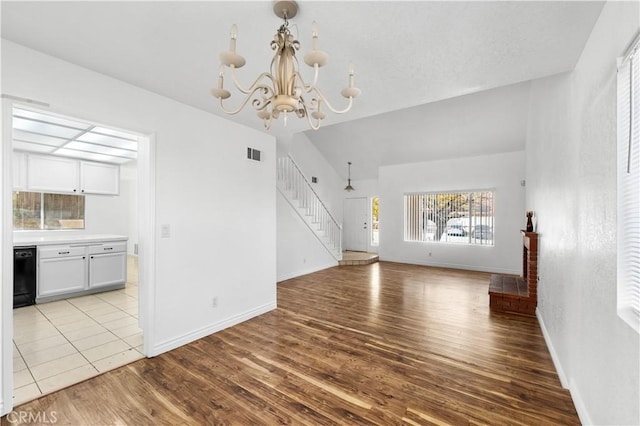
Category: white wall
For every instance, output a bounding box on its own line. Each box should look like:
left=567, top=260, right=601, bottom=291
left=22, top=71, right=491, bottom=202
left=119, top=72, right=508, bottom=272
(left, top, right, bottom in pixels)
left=525, top=2, right=639, bottom=424
left=1, top=39, right=276, bottom=411
left=276, top=192, right=337, bottom=281
left=379, top=151, right=526, bottom=274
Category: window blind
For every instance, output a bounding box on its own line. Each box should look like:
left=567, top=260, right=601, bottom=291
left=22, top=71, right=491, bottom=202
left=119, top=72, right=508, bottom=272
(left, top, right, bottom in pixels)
left=617, top=41, right=640, bottom=334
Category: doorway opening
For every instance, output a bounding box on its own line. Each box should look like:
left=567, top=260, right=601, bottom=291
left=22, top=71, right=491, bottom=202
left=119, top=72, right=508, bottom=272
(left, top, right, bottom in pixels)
left=7, top=105, right=146, bottom=406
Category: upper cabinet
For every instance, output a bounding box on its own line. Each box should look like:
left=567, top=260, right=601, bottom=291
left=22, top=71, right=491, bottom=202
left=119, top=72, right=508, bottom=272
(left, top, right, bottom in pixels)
left=19, top=152, right=120, bottom=196
left=80, top=161, right=120, bottom=195
left=27, top=154, right=79, bottom=194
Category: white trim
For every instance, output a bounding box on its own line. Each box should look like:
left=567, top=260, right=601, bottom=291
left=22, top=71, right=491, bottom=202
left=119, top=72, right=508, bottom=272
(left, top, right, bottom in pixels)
left=379, top=255, right=519, bottom=276
left=1, top=99, right=15, bottom=415
left=149, top=302, right=276, bottom=357
left=277, top=261, right=338, bottom=282
left=536, top=308, right=593, bottom=426
left=535, top=308, right=568, bottom=388
left=138, top=134, right=156, bottom=357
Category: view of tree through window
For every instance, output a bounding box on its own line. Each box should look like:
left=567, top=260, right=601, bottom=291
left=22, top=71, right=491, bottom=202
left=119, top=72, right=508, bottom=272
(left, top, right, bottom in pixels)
left=371, top=197, right=379, bottom=245
left=404, top=191, right=494, bottom=245
left=13, top=192, right=85, bottom=230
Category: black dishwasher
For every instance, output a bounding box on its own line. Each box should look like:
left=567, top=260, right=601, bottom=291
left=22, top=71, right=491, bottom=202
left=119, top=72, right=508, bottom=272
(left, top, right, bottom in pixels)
left=14, top=246, right=36, bottom=308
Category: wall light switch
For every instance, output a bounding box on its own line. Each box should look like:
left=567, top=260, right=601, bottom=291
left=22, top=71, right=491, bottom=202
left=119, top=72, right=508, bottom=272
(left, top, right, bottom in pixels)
left=161, top=224, right=171, bottom=238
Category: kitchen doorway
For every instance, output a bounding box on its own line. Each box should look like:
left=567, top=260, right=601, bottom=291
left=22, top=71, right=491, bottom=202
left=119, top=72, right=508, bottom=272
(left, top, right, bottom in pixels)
left=2, top=103, right=154, bottom=408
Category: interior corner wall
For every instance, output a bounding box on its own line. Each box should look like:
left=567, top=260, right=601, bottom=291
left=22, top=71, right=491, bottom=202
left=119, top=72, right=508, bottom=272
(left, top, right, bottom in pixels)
left=276, top=132, right=343, bottom=280
left=1, top=40, right=277, bottom=356
left=289, top=132, right=344, bottom=223
left=525, top=2, right=639, bottom=424
left=276, top=191, right=337, bottom=281
left=378, top=151, right=525, bottom=274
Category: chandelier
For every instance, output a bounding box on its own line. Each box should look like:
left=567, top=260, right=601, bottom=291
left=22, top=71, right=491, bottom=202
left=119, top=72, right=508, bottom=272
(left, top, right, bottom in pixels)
left=210, top=0, right=361, bottom=130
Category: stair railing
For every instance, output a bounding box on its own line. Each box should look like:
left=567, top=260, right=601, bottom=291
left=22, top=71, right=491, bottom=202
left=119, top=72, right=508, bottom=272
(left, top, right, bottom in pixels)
left=277, top=155, right=342, bottom=259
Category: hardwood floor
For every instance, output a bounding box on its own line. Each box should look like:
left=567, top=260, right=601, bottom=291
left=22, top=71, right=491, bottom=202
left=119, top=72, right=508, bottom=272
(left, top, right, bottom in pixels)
left=2, top=262, right=579, bottom=425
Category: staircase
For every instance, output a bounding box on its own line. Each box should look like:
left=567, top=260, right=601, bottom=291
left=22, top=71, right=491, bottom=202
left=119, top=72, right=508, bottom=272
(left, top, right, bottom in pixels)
left=277, top=155, right=342, bottom=261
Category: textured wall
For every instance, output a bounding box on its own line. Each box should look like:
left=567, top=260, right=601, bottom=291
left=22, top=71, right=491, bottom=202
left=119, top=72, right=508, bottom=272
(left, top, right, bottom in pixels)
left=526, top=2, right=640, bottom=424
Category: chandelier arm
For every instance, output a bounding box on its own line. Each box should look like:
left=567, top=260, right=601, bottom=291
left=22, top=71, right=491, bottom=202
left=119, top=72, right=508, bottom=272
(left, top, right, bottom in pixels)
left=229, top=65, right=278, bottom=95
left=289, top=65, right=320, bottom=94
left=312, top=87, right=354, bottom=114
left=295, top=95, right=320, bottom=130
left=304, top=108, right=322, bottom=130
left=218, top=85, right=273, bottom=115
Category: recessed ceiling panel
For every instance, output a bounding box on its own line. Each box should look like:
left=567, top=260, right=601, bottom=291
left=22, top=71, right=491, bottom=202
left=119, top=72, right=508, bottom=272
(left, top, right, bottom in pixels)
left=13, top=141, right=57, bottom=154
left=76, top=132, right=138, bottom=151
left=13, top=107, right=138, bottom=164
left=13, top=129, right=68, bottom=147
left=13, top=117, right=84, bottom=140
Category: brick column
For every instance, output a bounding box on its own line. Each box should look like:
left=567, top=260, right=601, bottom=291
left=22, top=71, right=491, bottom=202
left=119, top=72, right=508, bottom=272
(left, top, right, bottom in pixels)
left=522, top=231, right=538, bottom=301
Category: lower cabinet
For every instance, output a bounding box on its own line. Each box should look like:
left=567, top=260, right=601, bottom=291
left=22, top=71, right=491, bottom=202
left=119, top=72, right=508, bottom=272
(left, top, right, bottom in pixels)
left=38, top=246, right=87, bottom=298
left=88, top=243, right=127, bottom=289
left=37, top=240, right=127, bottom=301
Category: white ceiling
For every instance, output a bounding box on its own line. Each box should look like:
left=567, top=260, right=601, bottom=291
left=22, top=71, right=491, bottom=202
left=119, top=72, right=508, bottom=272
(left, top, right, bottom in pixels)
left=1, top=1, right=604, bottom=179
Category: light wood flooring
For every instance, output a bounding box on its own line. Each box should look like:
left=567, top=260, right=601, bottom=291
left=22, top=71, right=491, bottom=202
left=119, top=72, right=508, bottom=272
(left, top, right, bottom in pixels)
left=2, top=262, right=579, bottom=425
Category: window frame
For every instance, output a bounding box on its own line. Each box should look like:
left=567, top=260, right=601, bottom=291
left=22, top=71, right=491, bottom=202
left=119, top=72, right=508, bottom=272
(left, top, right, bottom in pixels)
left=403, top=190, right=495, bottom=246
left=616, top=37, right=640, bottom=334
left=13, top=191, right=86, bottom=231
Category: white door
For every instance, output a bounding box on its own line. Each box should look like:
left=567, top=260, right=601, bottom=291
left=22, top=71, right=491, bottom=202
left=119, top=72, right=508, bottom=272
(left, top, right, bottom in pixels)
left=343, top=197, right=369, bottom=252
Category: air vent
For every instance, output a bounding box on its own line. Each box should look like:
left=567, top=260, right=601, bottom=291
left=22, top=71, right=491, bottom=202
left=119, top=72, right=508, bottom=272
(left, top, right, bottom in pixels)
left=247, top=147, right=261, bottom=161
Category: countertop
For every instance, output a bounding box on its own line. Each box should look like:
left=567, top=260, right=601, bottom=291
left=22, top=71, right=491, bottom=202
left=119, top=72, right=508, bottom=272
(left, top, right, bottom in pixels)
left=13, top=233, right=128, bottom=247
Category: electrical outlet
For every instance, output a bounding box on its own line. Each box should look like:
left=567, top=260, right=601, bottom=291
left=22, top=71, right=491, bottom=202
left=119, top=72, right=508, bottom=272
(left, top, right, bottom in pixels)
left=212, top=297, right=218, bottom=308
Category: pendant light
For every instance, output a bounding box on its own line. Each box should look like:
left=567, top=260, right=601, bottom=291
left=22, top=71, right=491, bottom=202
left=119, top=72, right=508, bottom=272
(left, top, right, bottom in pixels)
left=344, top=161, right=355, bottom=191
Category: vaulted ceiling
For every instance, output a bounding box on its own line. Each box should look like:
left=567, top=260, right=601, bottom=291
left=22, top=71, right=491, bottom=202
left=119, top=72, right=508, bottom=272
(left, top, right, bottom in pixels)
left=1, top=1, right=604, bottom=179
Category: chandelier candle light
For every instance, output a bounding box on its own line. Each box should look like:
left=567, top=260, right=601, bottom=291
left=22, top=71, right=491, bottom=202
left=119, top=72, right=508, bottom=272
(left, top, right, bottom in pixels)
left=211, top=0, right=361, bottom=130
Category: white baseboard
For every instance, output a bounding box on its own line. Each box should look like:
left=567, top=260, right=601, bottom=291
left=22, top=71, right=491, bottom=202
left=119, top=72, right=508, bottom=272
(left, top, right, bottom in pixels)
left=150, top=301, right=276, bottom=357
left=536, top=308, right=592, bottom=425
left=379, top=256, right=519, bottom=275
left=277, top=261, right=337, bottom=282
left=536, top=308, right=568, bottom=387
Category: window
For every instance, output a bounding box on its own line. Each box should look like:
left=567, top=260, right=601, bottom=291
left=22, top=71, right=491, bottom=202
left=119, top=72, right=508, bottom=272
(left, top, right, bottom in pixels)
left=13, top=191, right=85, bottom=230
left=404, top=191, right=494, bottom=245
left=371, top=197, right=379, bottom=246
left=617, top=37, right=640, bottom=334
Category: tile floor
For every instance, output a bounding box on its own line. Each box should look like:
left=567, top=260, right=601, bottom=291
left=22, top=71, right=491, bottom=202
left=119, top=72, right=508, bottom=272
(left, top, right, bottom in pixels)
left=12, top=256, right=143, bottom=406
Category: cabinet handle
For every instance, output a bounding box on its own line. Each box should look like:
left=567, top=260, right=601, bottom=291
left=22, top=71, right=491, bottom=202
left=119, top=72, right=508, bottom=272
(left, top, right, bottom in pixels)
left=104, top=247, right=113, bottom=251
left=58, top=251, right=70, bottom=255
left=73, top=189, right=77, bottom=192
left=81, top=189, right=85, bottom=193
left=83, top=256, right=86, bottom=259
left=90, top=256, right=94, bottom=259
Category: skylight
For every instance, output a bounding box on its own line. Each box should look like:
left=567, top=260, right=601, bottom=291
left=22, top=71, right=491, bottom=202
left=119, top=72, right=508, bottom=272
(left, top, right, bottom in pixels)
left=12, top=107, right=138, bottom=164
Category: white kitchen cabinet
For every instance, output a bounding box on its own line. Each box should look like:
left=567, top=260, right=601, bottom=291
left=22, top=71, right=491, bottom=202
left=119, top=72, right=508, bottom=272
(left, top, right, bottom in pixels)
left=38, top=245, right=87, bottom=298
left=80, top=161, right=119, bottom=195
left=13, top=151, right=27, bottom=190
left=37, top=238, right=127, bottom=302
left=27, top=154, right=79, bottom=194
left=20, top=153, right=120, bottom=195
left=88, top=241, right=127, bottom=288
